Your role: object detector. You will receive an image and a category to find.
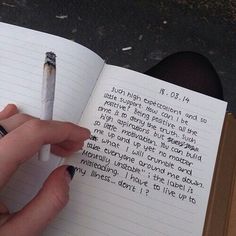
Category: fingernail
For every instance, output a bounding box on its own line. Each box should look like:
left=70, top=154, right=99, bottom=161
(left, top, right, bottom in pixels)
left=66, top=166, right=76, bottom=180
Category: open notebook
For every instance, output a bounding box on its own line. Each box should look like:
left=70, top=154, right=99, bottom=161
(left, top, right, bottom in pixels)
left=0, top=23, right=227, bottom=236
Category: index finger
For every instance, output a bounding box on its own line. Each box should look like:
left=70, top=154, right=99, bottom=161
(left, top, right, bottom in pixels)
left=0, top=119, right=90, bottom=188
left=0, top=104, right=18, bottom=120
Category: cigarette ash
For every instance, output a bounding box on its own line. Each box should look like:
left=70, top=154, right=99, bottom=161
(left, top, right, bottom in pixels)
left=45, top=52, right=56, bottom=67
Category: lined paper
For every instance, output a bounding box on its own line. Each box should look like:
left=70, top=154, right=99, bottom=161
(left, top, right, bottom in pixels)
left=0, top=23, right=227, bottom=236
left=57, top=65, right=227, bottom=235
left=0, top=22, right=104, bottom=121
left=0, top=23, right=104, bottom=219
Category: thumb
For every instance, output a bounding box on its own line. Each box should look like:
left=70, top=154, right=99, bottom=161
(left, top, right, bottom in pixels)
left=0, top=165, right=76, bottom=236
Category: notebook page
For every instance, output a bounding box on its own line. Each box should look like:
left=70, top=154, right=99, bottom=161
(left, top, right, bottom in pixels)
left=51, top=65, right=227, bottom=236
left=0, top=23, right=104, bottom=212
left=0, top=22, right=104, bottom=121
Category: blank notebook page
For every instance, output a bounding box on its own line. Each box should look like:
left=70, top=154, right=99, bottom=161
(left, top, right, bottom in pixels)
left=0, top=23, right=104, bottom=214
left=0, top=22, right=104, bottom=121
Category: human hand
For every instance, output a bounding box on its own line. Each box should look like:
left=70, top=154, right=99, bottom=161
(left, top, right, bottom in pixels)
left=0, top=104, right=90, bottom=236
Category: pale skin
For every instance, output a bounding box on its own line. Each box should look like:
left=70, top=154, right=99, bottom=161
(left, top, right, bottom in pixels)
left=0, top=104, right=90, bottom=236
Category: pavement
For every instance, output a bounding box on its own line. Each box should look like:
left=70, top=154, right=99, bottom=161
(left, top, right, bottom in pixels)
left=0, top=0, right=235, bottom=112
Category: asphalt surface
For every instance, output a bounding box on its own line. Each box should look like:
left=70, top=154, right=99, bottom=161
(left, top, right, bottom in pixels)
left=0, top=0, right=235, bottom=112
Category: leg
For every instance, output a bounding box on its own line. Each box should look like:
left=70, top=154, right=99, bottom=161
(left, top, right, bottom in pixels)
left=145, top=51, right=224, bottom=99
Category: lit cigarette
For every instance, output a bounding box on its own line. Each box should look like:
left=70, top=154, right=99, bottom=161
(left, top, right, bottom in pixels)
left=38, top=52, right=56, bottom=162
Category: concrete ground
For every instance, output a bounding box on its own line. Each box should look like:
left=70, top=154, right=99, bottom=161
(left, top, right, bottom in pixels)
left=0, top=0, right=235, bottom=112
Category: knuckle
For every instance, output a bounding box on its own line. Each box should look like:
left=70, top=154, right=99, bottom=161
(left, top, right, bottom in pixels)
left=16, top=113, right=32, bottom=121
left=24, top=118, right=43, bottom=132
left=41, top=180, right=69, bottom=212
left=50, top=190, right=69, bottom=210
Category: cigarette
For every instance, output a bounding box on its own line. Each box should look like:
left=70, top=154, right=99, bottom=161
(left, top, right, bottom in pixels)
left=38, top=52, right=56, bottom=162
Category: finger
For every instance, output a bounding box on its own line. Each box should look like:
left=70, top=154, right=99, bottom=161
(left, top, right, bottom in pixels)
left=0, top=120, right=89, bottom=187
left=51, top=139, right=85, bottom=156
left=0, top=165, right=75, bottom=236
left=0, top=113, right=34, bottom=133
left=0, top=203, right=10, bottom=226
left=0, top=104, right=18, bottom=120
left=1, top=113, right=87, bottom=156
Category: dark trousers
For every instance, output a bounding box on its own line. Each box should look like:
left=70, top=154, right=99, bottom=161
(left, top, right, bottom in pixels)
left=145, top=52, right=224, bottom=100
